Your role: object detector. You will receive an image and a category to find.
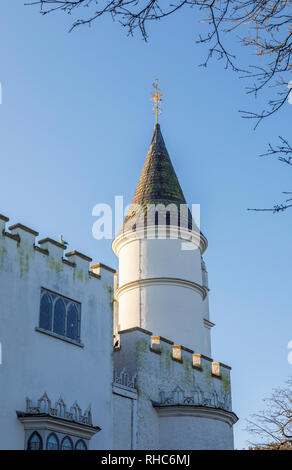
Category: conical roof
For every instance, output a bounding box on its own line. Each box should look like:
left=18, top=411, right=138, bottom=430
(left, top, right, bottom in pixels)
left=121, top=123, right=197, bottom=234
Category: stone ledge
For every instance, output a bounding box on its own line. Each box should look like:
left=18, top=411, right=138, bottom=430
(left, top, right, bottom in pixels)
left=17, top=414, right=100, bottom=439
left=34, top=245, right=49, bottom=256
left=89, top=271, right=101, bottom=280
left=35, top=327, right=84, bottom=348
left=2, top=231, right=20, bottom=243
left=90, top=262, right=116, bottom=274
left=118, top=327, right=153, bottom=336
left=153, top=405, right=238, bottom=426
left=62, top=258, right=76, bottom=268
left=9, top=223, right=39, bottom=237
left=39, top=238, right=66, bottom=250
left=66, top=250, right=92, bottom=262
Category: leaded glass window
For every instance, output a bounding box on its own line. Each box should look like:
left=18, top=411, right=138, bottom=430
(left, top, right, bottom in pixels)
left=39, top=289, right=81, bottom=343
left=39, top=293, right=52, bottom=331
left=53, top=298, right=66, bottom=336
left=47, top=433, right=59, bottom=450
left=67, top=304, right=79, bottom=341
left=61, top=436, right=73, bottom=450
left=27, top=432, right=42, bottom=450
left=75, top=439, right=87, bottom=450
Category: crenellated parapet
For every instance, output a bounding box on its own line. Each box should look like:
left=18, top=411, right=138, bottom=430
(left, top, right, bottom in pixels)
left=114, top=327, right=234, bottom=415
left=0, top=213, right=115, bottom=282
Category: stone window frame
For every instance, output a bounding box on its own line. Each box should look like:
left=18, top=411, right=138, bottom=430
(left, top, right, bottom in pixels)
left=61, top=435, right=74, bottom=450
left=36, top=287, right=83, bottom=347
left=46, top=432, right=59, bottom=450
left=75, top=439, right=87, bottom=450
left=27, top=431, right=43, bottom=450
left=25, top=430, right=89, bottom=451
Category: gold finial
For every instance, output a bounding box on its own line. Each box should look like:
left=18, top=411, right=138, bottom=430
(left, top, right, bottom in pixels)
left=151, top=78, right=163, bottom=124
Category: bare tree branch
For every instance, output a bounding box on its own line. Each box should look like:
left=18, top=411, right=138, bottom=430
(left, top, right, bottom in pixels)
left=27, top=0, right=292, bottom=128
left=248, top=136, right=292, bottom=212
left=246, top=378, right=292, bottom=449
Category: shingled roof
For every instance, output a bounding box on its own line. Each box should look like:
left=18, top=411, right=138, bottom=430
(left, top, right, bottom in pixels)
left=121, top=123, right=198, bottom=234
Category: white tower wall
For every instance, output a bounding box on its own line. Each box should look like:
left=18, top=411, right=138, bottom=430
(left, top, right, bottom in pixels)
left=113, top=230, right=211, bottom=355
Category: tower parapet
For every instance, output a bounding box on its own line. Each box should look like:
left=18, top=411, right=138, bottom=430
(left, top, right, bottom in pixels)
left=113, top=327, right=237, bottom=450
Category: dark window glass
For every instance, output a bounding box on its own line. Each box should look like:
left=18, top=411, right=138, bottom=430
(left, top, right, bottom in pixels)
left=39, top=289, right=81, bottom=343
left=47, top=433, right=59, bottom=450
left=61, top=436, right=73, bottom=450
left=155, top=211, right=159, bottom=226
left=27, top=432, right=42, bottom=450
left=67, top=304, right=79, bottom=340
left=39, top=293, right=52, bottom=331
left=75, top=439, right=87, bottom=450
left=53, top=298, right=66, bottom=336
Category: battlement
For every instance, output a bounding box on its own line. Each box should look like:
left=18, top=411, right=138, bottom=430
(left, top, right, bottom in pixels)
left=114, top=327, right=233, bottom=413
left=0, top=212, right=115, bottom=282
left=117, top=327, right=231, bottom=377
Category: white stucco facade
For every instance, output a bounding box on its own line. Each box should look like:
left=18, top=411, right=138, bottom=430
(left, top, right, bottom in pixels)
left=0, top=216, right=114, bottom=450
left=113, top=228, right=211, bottom=355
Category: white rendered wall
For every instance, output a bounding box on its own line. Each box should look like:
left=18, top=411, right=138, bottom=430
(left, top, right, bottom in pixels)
left=115, top=235, right=211, bottom=354
left=113, top=394, right=132, bottom=449
left=118, top=285, right=205, bottom=352
left=118, top=238, right=203, bottom=286
left=0, top=221, right=114, bottom=450
left=158, top=414, right=234, bottom=450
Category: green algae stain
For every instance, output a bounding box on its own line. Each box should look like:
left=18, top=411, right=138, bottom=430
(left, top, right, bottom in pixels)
left=137, top=338, right=148, bottom=355
left=77, top=270, right=83, bottom=281
left=103, top=283, right=114, bottom=310
left=221, top=372, right=231, bottom=394
left=48, top=256, right=63, bottom=274
left=183, top=357, right=193, bottom=385
left=18, top=246, right=34, bottom=279
left=0, top=246, right=7, bottom=271
left=137, top=338, right=148, bottom=369
left=161, top=346, right=172, bottom=372
left=205, top=366, right=212, bottom=386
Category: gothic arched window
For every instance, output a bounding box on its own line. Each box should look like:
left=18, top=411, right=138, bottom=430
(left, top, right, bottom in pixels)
left=46, top=433, right=59, bottom=450
left=39, top=292, right=52, bottom=331
left=39, top=289, right=81, bottom=343
left=61, top=436, right=73, bottom=450
left=67, top=304, right=79, bottom=341
left=53, top=298, right=66, bottom=336
left=75, top=439, right=87, bottom=450
left=27, top=431, right=42, bottom=450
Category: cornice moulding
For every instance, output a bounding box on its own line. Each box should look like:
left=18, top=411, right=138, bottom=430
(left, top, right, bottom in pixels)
left=115, top=277, right=208, bottom=300
left=112, top=226, right=208, bottom=256
left=153, top=405, right=238, bottom=427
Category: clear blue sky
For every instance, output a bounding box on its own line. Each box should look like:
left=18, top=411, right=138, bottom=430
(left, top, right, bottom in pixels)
left=1, top=1, right=291, bottom=449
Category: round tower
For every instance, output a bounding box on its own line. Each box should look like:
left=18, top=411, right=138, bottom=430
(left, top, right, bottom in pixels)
left=112, top=124, right=212, bottom=355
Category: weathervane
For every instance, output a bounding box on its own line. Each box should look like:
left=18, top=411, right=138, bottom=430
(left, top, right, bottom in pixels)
left=151, top=78, right=163, bottom=124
